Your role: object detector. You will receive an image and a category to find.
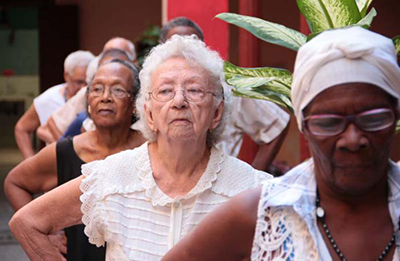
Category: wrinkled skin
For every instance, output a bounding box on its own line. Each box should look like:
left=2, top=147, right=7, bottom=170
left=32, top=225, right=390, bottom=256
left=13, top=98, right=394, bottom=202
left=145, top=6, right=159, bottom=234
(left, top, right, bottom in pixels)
left=303, top=83, right=398, bottom=197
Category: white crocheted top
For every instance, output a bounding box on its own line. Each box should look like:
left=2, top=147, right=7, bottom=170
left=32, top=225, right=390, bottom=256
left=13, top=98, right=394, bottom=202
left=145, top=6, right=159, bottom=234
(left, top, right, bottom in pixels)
left=251, top=159, right=400, bottom=261
left=80, top=142, right=271, bottom=261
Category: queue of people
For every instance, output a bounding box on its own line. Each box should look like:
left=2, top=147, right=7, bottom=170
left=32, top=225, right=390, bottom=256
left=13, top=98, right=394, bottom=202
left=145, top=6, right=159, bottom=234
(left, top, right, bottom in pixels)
left=4, top=16, right=400, bottom=261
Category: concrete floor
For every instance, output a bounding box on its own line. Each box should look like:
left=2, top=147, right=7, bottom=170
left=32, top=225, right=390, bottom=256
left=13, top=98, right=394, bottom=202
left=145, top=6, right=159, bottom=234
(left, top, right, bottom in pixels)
left=0, top=148, right=29, bottom=261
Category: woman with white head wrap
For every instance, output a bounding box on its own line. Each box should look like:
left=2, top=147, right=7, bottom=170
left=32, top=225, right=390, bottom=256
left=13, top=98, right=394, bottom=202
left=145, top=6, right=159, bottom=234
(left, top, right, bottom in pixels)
left=162, top=27, right=400, bottom=261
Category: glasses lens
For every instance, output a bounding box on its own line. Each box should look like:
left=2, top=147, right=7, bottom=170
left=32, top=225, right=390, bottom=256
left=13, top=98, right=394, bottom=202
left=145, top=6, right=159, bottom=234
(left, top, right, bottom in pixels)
left=154, top=87, right=174, bottom=102
left=90, top=84, right=103, bottom=97
left=356, top=109, right=394, bottom=131
left=307, top=116, right=345, bottom=136
left=186, top=87, right=206, bottom=102
left=111, top=85, right=128, bottom=99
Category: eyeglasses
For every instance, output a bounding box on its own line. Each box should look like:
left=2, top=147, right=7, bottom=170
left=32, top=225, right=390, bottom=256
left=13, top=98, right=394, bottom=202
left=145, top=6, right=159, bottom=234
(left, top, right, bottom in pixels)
left=304, top=108, right=395, bottom=136
left=148, top=86, right=218, bottom=102
left=89, top=84, right=132, bottom=99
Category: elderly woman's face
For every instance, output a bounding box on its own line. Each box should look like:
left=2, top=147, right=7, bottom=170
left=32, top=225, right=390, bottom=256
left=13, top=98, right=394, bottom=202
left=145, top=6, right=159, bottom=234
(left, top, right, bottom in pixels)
left=144, top=57, right=223, bottom=142
left=87, top=63, right=134, bottom=128
left=303, top=83, right=398, bottom=196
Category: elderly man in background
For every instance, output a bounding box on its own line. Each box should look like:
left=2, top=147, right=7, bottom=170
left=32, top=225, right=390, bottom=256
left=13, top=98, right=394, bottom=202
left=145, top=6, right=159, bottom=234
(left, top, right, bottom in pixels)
left=15, top=50, right=94, bottom=158
left=37, top=37, right=136, bottom=143
left=162, top=27, right=400, bottom=260
left=160, top=17, right=290, bottom=172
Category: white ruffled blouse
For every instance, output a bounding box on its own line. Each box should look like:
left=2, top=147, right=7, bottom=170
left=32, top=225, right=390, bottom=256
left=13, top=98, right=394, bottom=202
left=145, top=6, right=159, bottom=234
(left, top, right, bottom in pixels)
left=80, top=142, right=271, bottom=261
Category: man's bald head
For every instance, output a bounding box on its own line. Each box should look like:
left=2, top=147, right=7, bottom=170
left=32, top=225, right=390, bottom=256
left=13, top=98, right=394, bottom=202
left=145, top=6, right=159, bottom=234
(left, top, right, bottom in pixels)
left=103, top=37, right=136, bottom=61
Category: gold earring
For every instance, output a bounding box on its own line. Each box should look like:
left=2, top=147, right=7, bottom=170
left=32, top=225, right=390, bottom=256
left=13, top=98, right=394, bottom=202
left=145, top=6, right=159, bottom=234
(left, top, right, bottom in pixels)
left=88, top=106, right=91, bottom=114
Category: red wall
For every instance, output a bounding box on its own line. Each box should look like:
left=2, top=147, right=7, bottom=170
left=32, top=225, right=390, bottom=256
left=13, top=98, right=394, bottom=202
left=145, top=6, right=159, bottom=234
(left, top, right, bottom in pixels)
left=167, top=0, right=229, bottom=60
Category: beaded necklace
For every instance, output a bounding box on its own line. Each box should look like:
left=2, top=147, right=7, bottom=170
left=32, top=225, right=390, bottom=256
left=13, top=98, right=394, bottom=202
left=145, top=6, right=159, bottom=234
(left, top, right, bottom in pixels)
left=316, top=190, right=397, bottom=261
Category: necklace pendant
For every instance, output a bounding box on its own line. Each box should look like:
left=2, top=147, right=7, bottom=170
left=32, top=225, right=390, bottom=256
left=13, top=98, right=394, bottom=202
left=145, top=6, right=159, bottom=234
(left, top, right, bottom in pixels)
left=316, top=206, right=325, bottom=218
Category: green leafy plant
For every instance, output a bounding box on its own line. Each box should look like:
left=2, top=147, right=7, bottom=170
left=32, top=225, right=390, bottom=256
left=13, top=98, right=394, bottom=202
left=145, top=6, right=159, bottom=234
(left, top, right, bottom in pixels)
left=135, top=25, right=161, bottom=67
left=216, top=0, right=400, bottom=133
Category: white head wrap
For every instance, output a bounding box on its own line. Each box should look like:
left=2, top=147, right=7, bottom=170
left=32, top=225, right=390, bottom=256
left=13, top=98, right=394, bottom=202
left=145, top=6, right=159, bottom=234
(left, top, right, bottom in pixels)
left=291, top=27, right=400, bottom=131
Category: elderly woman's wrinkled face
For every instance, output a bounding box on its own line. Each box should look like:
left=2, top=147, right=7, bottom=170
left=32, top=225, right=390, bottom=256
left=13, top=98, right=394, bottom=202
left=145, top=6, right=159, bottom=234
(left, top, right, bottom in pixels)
left=87, top=63, right=134, bottom=128
left=144, top=57, right=223, bottom=143
left=303, top=83, right=398, bottom=196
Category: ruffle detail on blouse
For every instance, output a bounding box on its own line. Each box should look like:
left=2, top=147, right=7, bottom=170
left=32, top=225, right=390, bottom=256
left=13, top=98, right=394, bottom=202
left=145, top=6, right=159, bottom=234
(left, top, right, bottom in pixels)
left=211, top=156, right=272, bottom=197
left=80, top=160, right=106, bottom=247
left=136, top=144, right=225, bottom=206
left=80, top=141, right=270, bottom=208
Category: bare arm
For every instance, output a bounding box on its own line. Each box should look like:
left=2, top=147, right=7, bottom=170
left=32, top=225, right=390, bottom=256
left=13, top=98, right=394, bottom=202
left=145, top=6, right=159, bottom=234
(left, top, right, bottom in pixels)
left=47, top=116, right=63, bottom=140
left=37, top=124, right=57, bottom=144
left=4, top=143, right=58, bottom=211
left=9, top=176, right=83, bottom=261
left=252, top=124, right=289, bottom=171
left=163, top=187, right=262, bottom=261
left=15, top=104, right=40, bottom=158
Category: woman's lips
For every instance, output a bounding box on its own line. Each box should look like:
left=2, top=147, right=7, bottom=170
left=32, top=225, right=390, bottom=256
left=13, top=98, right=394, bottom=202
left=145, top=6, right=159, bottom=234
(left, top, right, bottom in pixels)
left=170, top=118, right=191, bottom=124
left=97, top=109, right=115, bottom=115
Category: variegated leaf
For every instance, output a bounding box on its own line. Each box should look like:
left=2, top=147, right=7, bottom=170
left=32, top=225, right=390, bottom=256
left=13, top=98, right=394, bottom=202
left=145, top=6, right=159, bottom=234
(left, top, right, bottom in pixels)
left=224, top=61, right=292, bottom=88
left=356, top=0, right=373, bottom=17
left=216, top=13, right=306, bottom=51
left=356, top=8, right=377, bottom=28
left=227, top=75, right=273, bottom=89
left=297, top=0, right=361, bottom=33
left=232, top=89, right=294, bottom=113
left=393, top=36, right=400, bottom=55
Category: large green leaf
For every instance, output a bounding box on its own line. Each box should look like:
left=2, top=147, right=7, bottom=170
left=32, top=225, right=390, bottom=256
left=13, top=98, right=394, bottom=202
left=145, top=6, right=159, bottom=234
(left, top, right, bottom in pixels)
left=306, top=7, right=376, bottom=42
left=224, top=61, right=292, bottom=87
left=216, top=13, right=306, bottom=51
left=356, top=0, right=373, bottom=17
left=297, top=0, right=361, bottom=33
left=227, top=75, right=291, bottom=97
left=224, top=61, right=293, bottom=112
left=227, top=75, right=273, bottom=89
left=393, top=36, right=400, bottom=55
left=356, top=7, right=377, bottom=28
left=231, top=89, right=294, bottom=113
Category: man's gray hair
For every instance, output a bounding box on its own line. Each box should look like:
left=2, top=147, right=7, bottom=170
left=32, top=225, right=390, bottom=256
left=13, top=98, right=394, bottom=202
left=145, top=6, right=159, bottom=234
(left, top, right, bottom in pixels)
left=64, top=50, right=94, bottom=76
left=159, top=17, right=204, bottom=43
left=136, top=35, right=231, bottom=146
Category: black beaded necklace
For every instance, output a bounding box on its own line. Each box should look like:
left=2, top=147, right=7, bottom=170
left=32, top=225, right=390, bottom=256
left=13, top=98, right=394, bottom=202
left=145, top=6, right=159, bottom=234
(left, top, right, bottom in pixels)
left=316, top=190, right=397, bottom=261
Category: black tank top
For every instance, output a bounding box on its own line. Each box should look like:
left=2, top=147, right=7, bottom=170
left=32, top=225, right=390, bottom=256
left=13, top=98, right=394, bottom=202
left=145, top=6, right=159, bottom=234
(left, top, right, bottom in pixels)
left=56, top=138, right=106, bottom=261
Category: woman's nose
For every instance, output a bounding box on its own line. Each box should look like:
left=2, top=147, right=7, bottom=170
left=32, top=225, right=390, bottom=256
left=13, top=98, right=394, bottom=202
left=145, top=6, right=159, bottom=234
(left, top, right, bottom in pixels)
left=171, top=90, right=188, bottom=108
left=100, top=88, right=112, bottom=102
left=336, top=123, right=369, bottom=152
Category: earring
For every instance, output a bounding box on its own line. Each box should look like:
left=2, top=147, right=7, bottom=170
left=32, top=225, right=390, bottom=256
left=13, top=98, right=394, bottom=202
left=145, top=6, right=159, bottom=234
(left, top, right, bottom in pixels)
left=88, top=106, right=91, bottom=114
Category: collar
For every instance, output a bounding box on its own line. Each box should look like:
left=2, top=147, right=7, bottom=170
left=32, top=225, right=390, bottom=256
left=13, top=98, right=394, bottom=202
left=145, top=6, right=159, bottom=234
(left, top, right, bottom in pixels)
left=134, top=142, right=225, bottom=206
left=263, top=159, right=400, bottom=228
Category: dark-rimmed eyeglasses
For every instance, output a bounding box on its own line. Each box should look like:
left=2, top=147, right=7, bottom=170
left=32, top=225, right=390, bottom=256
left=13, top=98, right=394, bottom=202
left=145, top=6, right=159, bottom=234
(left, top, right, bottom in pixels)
left=303, top=108, right=396, bottom=136
left=148, top=87, right=219, bottom=102
left=89, top=84, right=132, bottom=99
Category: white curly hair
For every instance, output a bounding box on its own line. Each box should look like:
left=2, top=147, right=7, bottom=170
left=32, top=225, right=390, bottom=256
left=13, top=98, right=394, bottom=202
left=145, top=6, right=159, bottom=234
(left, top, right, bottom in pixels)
left=136, top=35, right=232, bottom=146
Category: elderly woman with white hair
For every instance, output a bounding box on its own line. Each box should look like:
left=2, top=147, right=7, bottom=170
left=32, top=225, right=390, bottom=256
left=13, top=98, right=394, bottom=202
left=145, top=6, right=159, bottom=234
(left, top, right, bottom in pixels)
left=8, top=35, right=270, bottom=261
left=162, top=27, right=400, bottom=261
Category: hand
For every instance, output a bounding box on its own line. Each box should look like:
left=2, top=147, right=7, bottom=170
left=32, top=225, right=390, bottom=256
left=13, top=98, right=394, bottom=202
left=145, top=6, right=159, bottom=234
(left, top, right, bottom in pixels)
left=48, top=230, right=67, bottom=256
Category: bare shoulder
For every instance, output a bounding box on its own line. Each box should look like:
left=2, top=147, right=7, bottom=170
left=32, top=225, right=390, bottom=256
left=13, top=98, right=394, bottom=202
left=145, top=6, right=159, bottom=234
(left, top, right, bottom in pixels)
left=72, top=131, right=94, bottom=151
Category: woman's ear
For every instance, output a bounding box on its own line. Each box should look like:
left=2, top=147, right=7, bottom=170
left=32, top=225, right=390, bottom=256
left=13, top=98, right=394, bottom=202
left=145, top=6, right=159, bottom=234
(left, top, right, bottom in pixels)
left=144, top=103, right=156, bottom=132
left=64, top=71, right=70, bottom=83
left=210, top=100, right=224, bottom=130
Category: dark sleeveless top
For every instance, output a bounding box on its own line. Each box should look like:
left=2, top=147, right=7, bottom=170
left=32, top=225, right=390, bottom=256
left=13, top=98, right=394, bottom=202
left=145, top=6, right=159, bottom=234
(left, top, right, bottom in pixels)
left=56, top=138, right=106, bottom=261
